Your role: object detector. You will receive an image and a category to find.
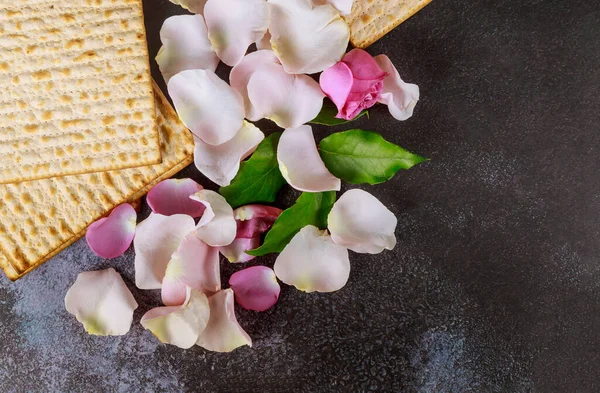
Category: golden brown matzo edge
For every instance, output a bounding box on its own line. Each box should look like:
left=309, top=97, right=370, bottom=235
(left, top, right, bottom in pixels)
left=0, top=156, right=191, bottom=281
left=0, top=0, right=162, bottom=184
left=0, top=82, right=193, bottom=281
left=346, top=0, right=432, bottom=48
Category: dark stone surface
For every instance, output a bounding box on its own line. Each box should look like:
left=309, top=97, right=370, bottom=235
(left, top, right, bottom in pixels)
left=1, top=0, right=599, bottom=392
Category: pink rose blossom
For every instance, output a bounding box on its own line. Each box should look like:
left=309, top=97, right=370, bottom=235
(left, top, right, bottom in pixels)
left=319, top=49, right=388, bottom=120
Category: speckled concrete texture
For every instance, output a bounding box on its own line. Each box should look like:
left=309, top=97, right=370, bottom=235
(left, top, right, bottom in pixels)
left=1, top=0, right=599, bottom=392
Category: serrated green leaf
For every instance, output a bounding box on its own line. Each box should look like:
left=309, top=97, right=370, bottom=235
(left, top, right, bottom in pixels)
left=310, top=102, right=368, bottom=126
left=247, top=191, right=336, bottom=256
left=318, top=129, right=427, bottom=185
left=219, top=132, right=286, bottom=208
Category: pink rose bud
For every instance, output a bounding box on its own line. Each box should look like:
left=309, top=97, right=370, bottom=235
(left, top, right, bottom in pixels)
left=319, top=49, right=388, bottom=120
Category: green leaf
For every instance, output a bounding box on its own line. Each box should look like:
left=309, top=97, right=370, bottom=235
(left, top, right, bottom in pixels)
left=310, top=102, right=368, bottom=126
left=219, top=132, right=287, bottom=208
left=247, top=191, right=336, bottom=256
left=318, top=129, right=427, bottom=185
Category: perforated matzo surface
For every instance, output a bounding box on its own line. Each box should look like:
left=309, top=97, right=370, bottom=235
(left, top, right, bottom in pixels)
left=0, top=0, right=161, bottom=184
left=0, top=82, right=194, bottom=280
left=345, top=0, right=432, bottom=48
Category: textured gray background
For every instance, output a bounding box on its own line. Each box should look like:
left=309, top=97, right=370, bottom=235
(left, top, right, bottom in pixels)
left=1, top=0, right=599, bottom=392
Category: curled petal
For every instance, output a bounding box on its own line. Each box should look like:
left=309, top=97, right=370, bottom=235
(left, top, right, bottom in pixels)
left=247, top=66, right=324, bottom=128
left=342, top=49, right=388, bottom=82
left=156, top=15, right=218, bottom=84
left=162, top=233, right=221, bottom=306
left=204, top=0, right=270, bottom=66
left=229, top=266, right=280, bottom=311
left=274, top=225, right=349, bottom=293
left=169, top=0, right=207, bottom=14
left=255, top=30, right=272, bottom=50
left=193, top=121, right=264, bottom=187
left=234, top=204, right=282, bottom=238
left=328, top=189, right=397, bottom=253
left=147, top=178, right=205, bottom=218
left=374, top=54, right=420, bottom=121
left=219, top=236, right=260, bottom=263
left=141, top=288, right=210, bottom=349
left=319, top=62, right=353, bottom=114
left=196, top=289, right=252, bottom=352
left=134, top=213, right=196, bottom=289
left=268, top=0, right=350, bottom=74
left=65, top=268, right=138, bottom=336
left=312, top=0, right=354, bottom=15
left=230, top=50, right=281, bottom=120
left=168, top=69, right=245, bottom=145
left=277, top=125, right=341, bottom=192
left=191, top=190, right=237, bottom=246
left=85, top=204, right=136, bottom=259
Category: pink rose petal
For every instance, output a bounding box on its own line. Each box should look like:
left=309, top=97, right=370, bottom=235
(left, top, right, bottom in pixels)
left=320, top=62, right=353, bottom=114
left=374, top=54, right=420, bottom=121
left=219, top=236, right=260, bottom=263
left=191, top=190, right=237, bottom=247
left=277, top=125, right=341, bottom=192
left=147, top=178, right=206, bottom=218
left=268, top=0, right=349, bottom=74
left=342, top=49, right=387, bottom=82
left=234, top=204, right=282, bottom=239
left=193, top=121, right=264, bottom=187
left=168, top=69, right=245, bottom=146
left=274, top=225, right=350, bottom=293
left=246, top=64, right=325, bottom=128
left=85, top=204, right=137, bottom=259
left=65, top=268, right=138, bottom=336
left=162, top=232, right=221, bottom=306
left=229, top=266, right=280, bottom=311
left=230, top=50, right=281, bottom=120
left=204, top=0, right=270, bottom=67
left=328, top=188, right=397, bottom=254
left=156, top=14, right=218, bottom=84
left=134, top=213, right=196, bottom=290
left=196, top=289, right=252, bottom=352
left=141, top=288, right=210, bottom=349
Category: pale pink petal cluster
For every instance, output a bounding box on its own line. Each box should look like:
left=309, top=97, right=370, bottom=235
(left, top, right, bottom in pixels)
left=72, top=0, right=417, bottom=351
left=135, top=181, right=253, bottom=351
